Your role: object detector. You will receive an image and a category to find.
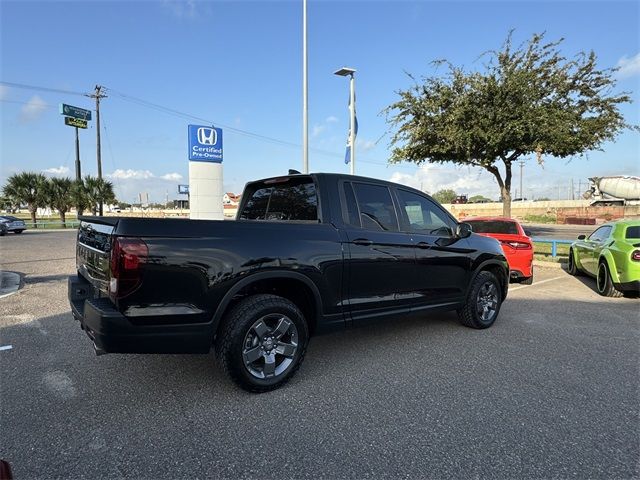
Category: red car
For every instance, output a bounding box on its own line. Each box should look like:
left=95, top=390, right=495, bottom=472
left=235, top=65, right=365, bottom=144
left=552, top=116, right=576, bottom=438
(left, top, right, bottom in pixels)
left=465, top=216, right=534, bottom=284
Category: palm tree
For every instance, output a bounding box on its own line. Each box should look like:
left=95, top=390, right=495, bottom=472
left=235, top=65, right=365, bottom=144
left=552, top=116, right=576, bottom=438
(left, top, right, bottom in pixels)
left=2, top=172, right=47, bottom=226
left=84, top=176, right=116, bottom=215
left=44, top=177, right=74, bottom=227
left=71, top=179, right=91, bottom=216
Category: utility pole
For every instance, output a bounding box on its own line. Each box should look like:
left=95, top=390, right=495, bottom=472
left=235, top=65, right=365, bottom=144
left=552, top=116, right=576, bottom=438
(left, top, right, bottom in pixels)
left=87, top=85, right=107, bottom=214
left=74, top=127, right=81, bottom=181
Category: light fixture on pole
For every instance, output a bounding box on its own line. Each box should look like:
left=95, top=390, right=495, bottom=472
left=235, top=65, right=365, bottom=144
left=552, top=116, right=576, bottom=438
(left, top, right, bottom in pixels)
left=334, top=67, right=356, bottom=175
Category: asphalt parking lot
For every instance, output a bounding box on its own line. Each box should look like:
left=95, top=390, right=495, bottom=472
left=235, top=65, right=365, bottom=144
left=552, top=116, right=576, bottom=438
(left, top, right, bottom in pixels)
left=1, top=230, right=639, bottom=479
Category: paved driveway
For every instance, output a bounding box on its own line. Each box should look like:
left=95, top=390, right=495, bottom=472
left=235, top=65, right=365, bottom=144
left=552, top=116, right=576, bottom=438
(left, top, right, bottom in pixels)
left=1, top=230, right=638, bottom=479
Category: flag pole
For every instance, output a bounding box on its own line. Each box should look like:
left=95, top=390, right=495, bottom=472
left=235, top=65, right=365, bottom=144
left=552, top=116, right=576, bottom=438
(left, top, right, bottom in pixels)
left=302, top=0, right=309, bottom=174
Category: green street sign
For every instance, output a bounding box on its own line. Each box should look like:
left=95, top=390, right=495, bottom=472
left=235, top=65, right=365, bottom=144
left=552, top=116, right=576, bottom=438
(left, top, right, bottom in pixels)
left=59, top=103, right=92, bottom=121
left=65, top=116, right=88, bottom=129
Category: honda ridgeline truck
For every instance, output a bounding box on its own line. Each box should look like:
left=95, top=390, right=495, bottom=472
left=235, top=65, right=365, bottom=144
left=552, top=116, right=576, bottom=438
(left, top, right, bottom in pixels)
left=69, top=173, right=509, bottom=392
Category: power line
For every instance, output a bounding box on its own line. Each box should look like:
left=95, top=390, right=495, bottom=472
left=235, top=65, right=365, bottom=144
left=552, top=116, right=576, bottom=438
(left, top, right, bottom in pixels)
left=0, top=81, right=87, bottom=97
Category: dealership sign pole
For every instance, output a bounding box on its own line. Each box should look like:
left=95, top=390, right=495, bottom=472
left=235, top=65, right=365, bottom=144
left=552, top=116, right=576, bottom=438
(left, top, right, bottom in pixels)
left=60, top=104, right=92, bottom=181
left=187, top=125, right=224, bottom=220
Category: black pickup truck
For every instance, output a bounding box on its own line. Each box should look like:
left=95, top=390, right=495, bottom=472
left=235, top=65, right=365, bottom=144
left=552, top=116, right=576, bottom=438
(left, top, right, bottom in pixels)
left=69, top=173, right=509, bottom=392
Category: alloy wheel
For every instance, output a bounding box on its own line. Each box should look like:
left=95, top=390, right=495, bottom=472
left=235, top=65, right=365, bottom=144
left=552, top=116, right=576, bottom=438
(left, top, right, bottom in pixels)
left=476, top=281, right=498, bottom=322
left=242, top=314, right=299, bottom=379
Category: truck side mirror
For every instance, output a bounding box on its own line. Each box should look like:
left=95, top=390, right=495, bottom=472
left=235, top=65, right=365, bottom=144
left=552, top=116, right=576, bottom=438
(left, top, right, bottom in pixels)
left=577, top=234, right=586, bottom=240
left=456, top=223, right=472, bottom=238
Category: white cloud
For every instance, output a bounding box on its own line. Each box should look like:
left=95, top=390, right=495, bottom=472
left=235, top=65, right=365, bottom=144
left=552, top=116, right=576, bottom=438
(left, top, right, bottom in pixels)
left=109, top=169, right=155, bottom=180
left=160, top=172, right=183, bottom=181
left=616, top=53, right=640, bottom=78
left=312, top=124, right=325, bottom=138
left=325, top=116, right=339, bottom=123
left=357, top=138, right=376, bottom=152
left=106, top=169, right=185, bottom=203
left=43, top=166, right=70, bottom=176
left=20, top=95, right=47, bottom=122
left=162, top=0, right=197, bottom=18
left=389, top=164, right=500, bottom=198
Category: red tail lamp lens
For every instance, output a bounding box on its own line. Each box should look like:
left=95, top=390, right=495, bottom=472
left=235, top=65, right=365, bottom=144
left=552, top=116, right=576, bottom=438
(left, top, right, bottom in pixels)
left=502, top=240, right=532, bottom=250
left=110, top=237, right=148, bottom=299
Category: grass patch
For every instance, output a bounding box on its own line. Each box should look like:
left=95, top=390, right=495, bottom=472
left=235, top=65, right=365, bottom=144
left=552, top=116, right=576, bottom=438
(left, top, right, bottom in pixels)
left=524, top=214, right=557, bottom=224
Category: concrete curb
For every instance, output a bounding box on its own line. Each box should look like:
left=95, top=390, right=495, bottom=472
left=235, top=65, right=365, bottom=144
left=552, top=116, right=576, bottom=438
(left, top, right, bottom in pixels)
left=533, top=260, right=567, bottom=270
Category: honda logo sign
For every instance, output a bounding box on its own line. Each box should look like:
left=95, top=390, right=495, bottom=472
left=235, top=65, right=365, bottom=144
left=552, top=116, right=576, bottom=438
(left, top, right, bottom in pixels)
left=188, top=125, right=223, bottom=162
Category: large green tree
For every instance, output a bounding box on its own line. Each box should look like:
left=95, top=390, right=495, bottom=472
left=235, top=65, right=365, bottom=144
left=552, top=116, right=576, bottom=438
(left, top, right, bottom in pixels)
left=45, top=177, right=74, bottom=227
left=2, top=172, right=47, bottom=226
left=432, top=189, right=457, bottom=204
left=386, top=32, right=636, bottom=217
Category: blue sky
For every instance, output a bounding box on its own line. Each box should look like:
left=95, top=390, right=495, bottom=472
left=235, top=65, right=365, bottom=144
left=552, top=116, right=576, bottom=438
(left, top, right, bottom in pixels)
left=1, top=0, right=639, bottom=203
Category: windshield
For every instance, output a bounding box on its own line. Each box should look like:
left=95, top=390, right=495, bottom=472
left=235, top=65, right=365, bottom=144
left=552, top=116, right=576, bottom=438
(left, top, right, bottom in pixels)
left=466, top=220, right=519, bottom=235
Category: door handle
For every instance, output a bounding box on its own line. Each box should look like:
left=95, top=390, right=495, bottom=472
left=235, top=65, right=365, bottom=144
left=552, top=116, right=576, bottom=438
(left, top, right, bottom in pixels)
left=416, top=242, right=431, bottom=249
left=352, top=238, right=373, bottom=246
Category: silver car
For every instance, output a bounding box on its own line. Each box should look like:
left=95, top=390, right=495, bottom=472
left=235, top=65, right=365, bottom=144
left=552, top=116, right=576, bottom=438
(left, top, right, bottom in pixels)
left=0, top=216, right=27, bottom=234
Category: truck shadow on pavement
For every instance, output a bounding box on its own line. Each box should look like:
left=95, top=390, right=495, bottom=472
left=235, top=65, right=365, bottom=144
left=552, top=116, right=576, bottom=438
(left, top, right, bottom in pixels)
left=2, top=296, right=639, bottom=480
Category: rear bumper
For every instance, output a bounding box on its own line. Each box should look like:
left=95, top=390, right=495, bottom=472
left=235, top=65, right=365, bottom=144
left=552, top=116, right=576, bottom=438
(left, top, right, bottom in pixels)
left=68, top=275, right=213, bottom=354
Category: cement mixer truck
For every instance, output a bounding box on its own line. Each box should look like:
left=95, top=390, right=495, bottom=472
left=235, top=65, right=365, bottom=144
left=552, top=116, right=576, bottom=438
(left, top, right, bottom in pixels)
left=583, top=176, right=640, bottom=206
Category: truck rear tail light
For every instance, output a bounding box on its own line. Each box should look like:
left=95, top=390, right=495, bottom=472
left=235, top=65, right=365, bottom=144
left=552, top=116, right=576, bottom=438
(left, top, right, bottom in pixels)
left=110, top=237, right=148, bottom=299
left=632, top=250, right=640, bottom=261
left=501, top=240, right=532, bottom=250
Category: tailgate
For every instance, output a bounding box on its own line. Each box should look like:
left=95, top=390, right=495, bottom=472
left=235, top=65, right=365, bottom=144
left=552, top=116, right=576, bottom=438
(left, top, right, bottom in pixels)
left=76, top=218, right=117, bottom=294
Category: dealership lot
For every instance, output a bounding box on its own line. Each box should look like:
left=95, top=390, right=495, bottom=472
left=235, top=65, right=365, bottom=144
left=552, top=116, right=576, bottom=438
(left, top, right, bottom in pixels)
left=1, top=230, right=638, bottom=479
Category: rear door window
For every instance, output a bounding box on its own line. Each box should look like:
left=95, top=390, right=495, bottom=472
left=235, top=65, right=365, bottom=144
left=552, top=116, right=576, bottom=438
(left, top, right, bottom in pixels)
left=352, top=183, right=399, bottom=232
left=239, top=177, right=318, bottom=221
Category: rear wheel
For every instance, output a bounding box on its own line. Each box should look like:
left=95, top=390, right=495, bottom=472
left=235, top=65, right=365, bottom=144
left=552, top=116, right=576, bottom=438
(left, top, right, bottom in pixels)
left=215, top=294, right=309, bottom=393
left=458, top=271, right=503, bottom=329
left=596, top=261, right=622, bottom=298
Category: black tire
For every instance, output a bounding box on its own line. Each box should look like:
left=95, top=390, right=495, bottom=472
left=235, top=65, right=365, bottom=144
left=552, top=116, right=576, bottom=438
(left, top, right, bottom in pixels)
left=0, top=230, right=5, bottom=237
left=458, top=270, right=503, bottom=329
left=596, top=261, right=623, bottom=298
left=567, top=249, right=581, bottom=276
left=14, top=230, right=23, bottom=234
left=215, top=294, right=309, bottom=393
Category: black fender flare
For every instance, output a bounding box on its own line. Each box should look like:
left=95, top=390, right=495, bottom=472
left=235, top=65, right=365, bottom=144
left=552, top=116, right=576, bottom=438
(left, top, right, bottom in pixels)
left=211, top=270, right=324, bottom=334
left=467, top=259, right=510, bottom=300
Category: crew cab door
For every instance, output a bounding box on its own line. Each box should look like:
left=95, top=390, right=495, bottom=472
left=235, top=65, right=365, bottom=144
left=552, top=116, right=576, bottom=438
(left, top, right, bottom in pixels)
left=394, top=188, right=471, bottom=307
left=339, top=181, right=420, bottom=323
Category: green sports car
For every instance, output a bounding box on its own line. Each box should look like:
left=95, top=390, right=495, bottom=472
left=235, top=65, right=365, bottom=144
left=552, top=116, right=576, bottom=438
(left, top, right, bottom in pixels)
left=568, top=219, right=640, bottom=297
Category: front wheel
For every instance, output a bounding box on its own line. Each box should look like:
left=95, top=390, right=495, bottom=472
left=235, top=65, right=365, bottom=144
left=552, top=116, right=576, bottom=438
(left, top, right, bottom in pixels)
left=567, top=249, right=581, bottom=276
left=215, top=294, right=309, bottom=393
left=458, top=271, right=503, bottom=329
left=596, top=261, right=622, bottom=298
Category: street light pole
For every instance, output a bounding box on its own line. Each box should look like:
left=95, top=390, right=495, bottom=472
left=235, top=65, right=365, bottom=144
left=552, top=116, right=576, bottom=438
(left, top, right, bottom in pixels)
left=348, top=73, right=355, bottom=175
left=334, top=67, right=357, bottom=175
left=302, top=0, right=309, bottom=174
